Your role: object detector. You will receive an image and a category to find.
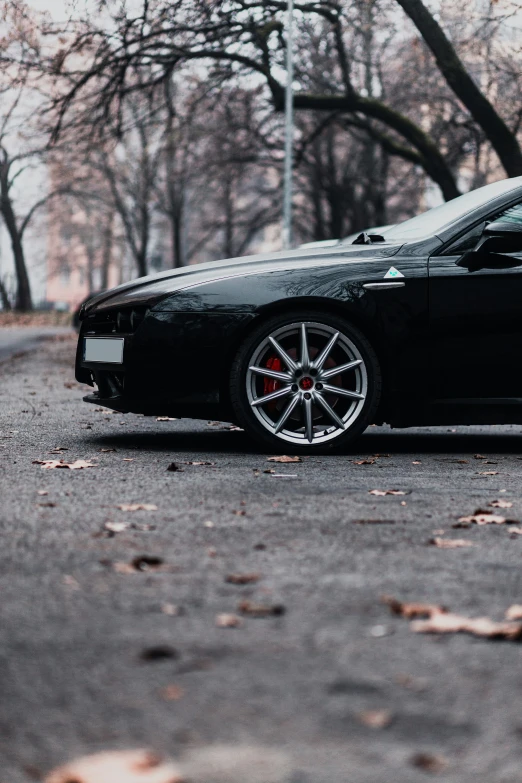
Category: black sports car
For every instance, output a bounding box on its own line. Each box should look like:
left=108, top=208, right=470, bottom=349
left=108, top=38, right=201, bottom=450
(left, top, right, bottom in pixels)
left=76, top=176, right=522, bottom=452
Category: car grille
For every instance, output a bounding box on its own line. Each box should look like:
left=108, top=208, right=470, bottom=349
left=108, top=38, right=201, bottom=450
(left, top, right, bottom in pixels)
left=83, top=307, right=149, bottom=335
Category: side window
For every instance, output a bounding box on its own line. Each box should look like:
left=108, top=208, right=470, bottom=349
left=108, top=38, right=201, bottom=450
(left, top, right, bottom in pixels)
left=443, top=221, right=485, bottom=255
left=497, top=202, right=522, bottom=228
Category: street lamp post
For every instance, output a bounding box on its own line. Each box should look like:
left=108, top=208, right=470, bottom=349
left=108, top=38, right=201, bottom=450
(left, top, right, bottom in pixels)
left=282, top=0, right=294, bottom=250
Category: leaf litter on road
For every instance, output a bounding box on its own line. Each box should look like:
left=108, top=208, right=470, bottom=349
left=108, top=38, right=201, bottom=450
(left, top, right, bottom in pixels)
left=225, top=573, right=261, bottom=585
left=369, top=489, right=408, bottom=496
left=267, top=455, right=301, bottom=463
left=489, top=499, right=513, bottom=509
left=44, top=749, right=184, bottom=783
left=33, top=459, right=97, bottom=470
left=358, top=709, right=393, bottom=729
left=216, top=613, right=243, bottom=628
left=238, top=600, right=285, bottom=617
left=454, top=509, right=518, bottom=527
left=429, top=537, right=475, bottom=549
left=383, top=596, right=522, bottom=640
left=116, top=504, right=158, bottom=512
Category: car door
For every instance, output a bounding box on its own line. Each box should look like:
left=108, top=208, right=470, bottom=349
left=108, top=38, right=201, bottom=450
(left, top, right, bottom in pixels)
left=428, top=203, right=522, bottom=402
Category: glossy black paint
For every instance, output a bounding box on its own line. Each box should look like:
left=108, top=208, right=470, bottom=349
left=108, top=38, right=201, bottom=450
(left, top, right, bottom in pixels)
left=76, top=179, right=522, bottom=427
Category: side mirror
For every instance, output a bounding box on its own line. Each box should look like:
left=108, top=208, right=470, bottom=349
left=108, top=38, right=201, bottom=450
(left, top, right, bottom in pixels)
left=484, top=218, right=522, bottom=237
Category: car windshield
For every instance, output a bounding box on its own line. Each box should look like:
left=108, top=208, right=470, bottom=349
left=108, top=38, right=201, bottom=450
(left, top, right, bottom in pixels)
left=383, top=178, right=522, bottom=241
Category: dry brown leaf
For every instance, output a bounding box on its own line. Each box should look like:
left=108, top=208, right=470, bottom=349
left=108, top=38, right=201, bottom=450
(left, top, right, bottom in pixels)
left=216, top=613, right=242, bottom=628
left=225, top=573, right=261, bottom=585
left=33, top=459, right=97, bottom=470
left=156, top=417, right=178, bottom=421
left=410, top=753, right=448, bottom=773
left=474, top=454, right=486, bottom=459
left=489, top=499, right=513, bottom=509
left=117, top=504, right=158, bottom=512
left=352, top=459, right=376, bottom=465
left=369, top=489, right=407, bottom=496
left=456, top=512, right=506, bottom=526
left=411, top=612, right=522, bottom=640
left=478, top=470, right=499, bottom=475
left=358, top=709, right=392, bottom=729
left=104, top=521, right=128, bottom=533
left=37, top=490, right=48, bottom=496
left=509, top=527, right=522, bottom=537
left=382, top=595, right=447, bottom=618
left=429, top=537, right=475, bottom=549
left=267, top=455, right=301, bottom=463
left=161, top=603, right=183, bottom=616
left=238, top=600, right=285, bottom=617
left=100, top=448, right=116, bottom=453
left=412, top=461, right=421, bottom=465
left=184, top=461, right=215, bottom=467
left=506, top=605, right=522, bottom=621
left=44, top=749, right=184, bottom=783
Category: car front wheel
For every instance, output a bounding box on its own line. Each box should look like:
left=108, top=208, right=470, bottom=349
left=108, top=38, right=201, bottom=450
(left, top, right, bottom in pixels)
left=230, top=311, right=382, bottom=452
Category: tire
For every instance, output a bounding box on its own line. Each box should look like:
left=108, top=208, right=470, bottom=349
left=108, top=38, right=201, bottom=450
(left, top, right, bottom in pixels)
left=230, top=310, right=382, bottom=453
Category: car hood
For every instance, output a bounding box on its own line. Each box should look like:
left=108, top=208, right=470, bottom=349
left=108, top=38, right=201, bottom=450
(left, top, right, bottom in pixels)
left=85, top=242, right=403, bottom=314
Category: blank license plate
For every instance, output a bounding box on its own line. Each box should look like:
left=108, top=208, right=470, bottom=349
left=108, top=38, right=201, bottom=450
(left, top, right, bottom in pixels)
left=84, top=337, right=124, bottom=364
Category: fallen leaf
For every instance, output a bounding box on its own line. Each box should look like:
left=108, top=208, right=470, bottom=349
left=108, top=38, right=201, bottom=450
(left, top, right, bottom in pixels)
left=37, top=490, right=48, bottom=496
left=373, top=453, right=391, bottom=458
left=156, top=417, right=178, bottom=421
left=44, top=749, right=184, bottom=783
left=48, top=446, right=68, bottom=454
left=509, top=527, right=522, bottom=537
left=474, top=454, right=486, bottom=459
left=167, top=462, right=184, bottom=472
left=455, top=512, right=506, bottom=526
left=226, top=425, right=243, bottom=431
left=159, top=685, right=184, bottom=701
left=38, top=501, right=57, bottom=508
left=100, top=448, right=116, bottom=453
left=382, top=595, right=447, bottom=618
left=263, top=468, right=276, bottom=474
left=369, top=489, right=407, bottom=496
left=478, top=470, right=499, bottom=475
left=184, top=461, right=215, bottom=467
left=132, top=555, right=164, bottom=571
left=140, top=646, right=178, bottom=662
left=358, top=709, right=393, bottom=729
left=411, top=612, right=522, bottom=640
left=269, top=473, right=298, bottom=478
left=267, top=455, right=301, bottom=463
left=117, top=504, right=158, bottom=512
left=238, top=600, right=285, bottom=617
left=489, top=499, right=513, bottom=509
left=506, top=605, right=522, bottom=621
left=104, top=521, right=128, bottom=534
left=225, top=573, right=260, bottom=585
left=410, top=752, right=447, bottom=773
left=412, top=461, right=421, bottom=465
left=352, top=459, right=376, bottom=465
left=123, top=458, right=134, bottom=462
left=216, top=613, right=243, bottom=628
left=33, top=459, right=97, bottom=470
left=429, top=537, right=475, bottom=549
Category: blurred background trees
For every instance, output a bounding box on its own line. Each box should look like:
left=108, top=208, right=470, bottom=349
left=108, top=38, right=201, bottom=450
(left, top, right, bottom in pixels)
left=0, top=0, right=521, bottom=309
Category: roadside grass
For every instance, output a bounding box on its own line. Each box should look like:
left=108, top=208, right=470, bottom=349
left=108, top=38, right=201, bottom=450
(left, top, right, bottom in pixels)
left=0, top=311, right=72, bottom=327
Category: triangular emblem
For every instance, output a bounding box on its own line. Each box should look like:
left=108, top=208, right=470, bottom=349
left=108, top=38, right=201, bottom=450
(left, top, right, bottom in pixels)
left=384, top=267, right=404, bottom=279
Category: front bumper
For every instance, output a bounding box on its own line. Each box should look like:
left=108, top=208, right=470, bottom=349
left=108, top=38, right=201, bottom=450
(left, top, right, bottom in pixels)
left=76, top=308, right=256, bottom=418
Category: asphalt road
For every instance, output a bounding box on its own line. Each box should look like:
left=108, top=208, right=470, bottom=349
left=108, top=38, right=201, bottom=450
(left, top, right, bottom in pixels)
left=2, top=333, right=522, bottom=782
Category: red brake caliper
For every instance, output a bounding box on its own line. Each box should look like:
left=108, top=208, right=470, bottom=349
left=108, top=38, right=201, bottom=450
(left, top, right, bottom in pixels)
left=264, top=356, right=282, bottom=409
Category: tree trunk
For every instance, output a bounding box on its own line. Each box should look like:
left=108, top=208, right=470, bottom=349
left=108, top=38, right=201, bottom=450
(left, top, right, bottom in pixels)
left=395, top=0, right=522, bottom=177
left=0, top=277, right=11, bottom=310
left=101, top=212, right=114, bottom=290
left=0, top=177, right=33, bottom=310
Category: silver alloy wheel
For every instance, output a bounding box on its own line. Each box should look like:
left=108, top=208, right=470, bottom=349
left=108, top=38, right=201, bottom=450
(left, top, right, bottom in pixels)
left=246, top=321, right=368, bottom=445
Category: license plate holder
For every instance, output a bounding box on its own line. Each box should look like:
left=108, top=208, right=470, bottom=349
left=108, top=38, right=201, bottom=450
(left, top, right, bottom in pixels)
left=84, top=337, right=124, bottom=364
